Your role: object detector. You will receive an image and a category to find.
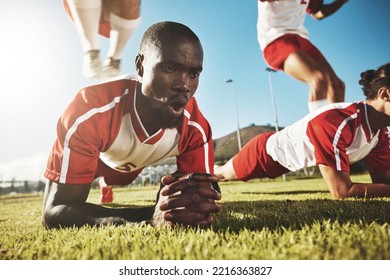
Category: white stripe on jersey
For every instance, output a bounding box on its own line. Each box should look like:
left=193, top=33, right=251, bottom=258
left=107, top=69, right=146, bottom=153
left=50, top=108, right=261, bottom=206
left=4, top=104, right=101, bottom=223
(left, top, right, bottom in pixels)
left=265, top=102, right=377, bottom=172
left=332, top=113, right=358, bottom=171
left=184, top=110, right=210, bottom=174
left=59, top=89, right=129, bottom=184
left=363, top=105, right=373, bottom=139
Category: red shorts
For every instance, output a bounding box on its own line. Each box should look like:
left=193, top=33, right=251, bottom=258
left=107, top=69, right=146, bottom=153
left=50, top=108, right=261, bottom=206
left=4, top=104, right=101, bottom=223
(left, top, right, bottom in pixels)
left=232, top=132, right=289, bottom=181
left=263, top=34, right=326, bottom=70
left=63, top=0, right=111, bottom=38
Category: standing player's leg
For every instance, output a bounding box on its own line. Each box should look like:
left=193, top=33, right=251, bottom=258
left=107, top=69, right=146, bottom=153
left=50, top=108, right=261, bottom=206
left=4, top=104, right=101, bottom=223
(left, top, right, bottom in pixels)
left=283, top=36, right=345, bottom=111
left=284, top=51, right=344, bottom=111
left=102, top=0, right=141, bottom=78
left=66, top=0, right=103, bottom=79
left=264, top=34, right=345, bottom=112
left=316, top=57, right=345, bottom=103
left=284, top=51, right=330, bottom=108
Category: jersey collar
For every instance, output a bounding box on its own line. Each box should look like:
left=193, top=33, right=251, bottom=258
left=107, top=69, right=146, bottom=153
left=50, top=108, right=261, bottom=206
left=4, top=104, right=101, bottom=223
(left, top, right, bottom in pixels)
left=129, top=85, right=165, bottom=144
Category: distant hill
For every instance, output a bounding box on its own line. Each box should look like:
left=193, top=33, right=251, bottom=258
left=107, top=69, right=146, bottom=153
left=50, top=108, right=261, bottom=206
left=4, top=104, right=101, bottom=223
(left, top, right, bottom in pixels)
left=213, top=125, right=278, bottom=163
left=155, top=124, right=279, bottom=166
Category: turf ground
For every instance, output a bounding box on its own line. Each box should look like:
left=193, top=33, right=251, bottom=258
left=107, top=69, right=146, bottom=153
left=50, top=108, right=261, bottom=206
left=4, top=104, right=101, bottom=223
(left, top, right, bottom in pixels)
left=1, top=173, right=390, bottom=260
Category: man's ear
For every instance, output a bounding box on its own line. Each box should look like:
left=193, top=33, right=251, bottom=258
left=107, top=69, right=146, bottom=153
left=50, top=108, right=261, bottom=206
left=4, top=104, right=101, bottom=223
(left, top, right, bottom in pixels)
left=378, top=87, right=390, bottom=102
left=135, top=53, right=144, bottom=77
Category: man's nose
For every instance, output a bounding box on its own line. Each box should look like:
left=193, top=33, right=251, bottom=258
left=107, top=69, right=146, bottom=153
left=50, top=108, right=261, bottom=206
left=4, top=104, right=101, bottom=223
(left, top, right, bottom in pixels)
left=173, top=73, right=190, bottom=92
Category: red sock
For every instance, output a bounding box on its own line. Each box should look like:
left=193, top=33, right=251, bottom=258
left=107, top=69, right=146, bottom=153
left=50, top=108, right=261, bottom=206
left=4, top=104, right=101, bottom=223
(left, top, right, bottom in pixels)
left=100, top=186, right=113, bottom=204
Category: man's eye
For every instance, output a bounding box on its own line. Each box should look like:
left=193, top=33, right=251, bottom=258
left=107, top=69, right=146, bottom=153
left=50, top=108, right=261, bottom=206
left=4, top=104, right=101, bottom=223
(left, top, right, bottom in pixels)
left=190, top=71, right=200, bottom=78
left=165, top=66, right=176, bottom=72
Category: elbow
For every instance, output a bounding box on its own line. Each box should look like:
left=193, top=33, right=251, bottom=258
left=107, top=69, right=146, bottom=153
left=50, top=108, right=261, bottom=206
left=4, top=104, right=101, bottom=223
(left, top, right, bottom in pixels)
left=330, top=191, right=348, bottom=200
left=330, top=188, right=351, bottom=200
left=311, top=12, right=325, bottom=20
left=214, top=160, right=238, bottom=181
left=314, top=16, right=325, bottom=21
left=330, top=182, right=368, bottom=199
left=42, top=209, right=56, bottom=229
left=41, top=206, right=64, bottom=229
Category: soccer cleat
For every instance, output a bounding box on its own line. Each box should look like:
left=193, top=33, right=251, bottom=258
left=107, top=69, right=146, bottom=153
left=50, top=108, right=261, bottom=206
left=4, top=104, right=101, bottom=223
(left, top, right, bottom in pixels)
left=82, top=49, right=102, bottom=80
left=102, top=57, right=121, bottom=79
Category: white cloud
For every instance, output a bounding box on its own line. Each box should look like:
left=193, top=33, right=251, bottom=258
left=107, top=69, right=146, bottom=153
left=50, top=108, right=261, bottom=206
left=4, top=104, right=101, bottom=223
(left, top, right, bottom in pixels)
left=0, top=154, right=47, bottom=182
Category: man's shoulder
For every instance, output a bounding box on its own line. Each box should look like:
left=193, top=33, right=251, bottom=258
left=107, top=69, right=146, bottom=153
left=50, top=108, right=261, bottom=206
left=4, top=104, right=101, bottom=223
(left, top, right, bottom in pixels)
left=75, top=75, right=137, bottom=104
left=179, top=97, right=210, bottom=133
left=182, top=97, right=197, bottom=115
left=86, top=74, right=137, bottom=94
left=63, top=76, right=136, bottom=123
left=183, top=97, right=208, bottom=122
left=312, top=102, right=357, bottom=119
left=307, top=102, right=361, bottom=137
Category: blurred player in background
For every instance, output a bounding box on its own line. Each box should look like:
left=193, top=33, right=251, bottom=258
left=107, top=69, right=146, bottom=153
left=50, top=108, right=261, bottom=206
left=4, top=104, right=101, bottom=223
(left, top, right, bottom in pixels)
left=257, top=0, right=348, bottom=112
left=215, top=62, right=390, bottom=199
left=64, top=0, right=141, bottom=80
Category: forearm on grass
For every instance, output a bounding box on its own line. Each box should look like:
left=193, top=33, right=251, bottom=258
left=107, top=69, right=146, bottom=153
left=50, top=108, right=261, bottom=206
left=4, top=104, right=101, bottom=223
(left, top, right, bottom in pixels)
left=319, top=164, right=390, bottom=199
left=346, top=182, right=390, bottom=199
left=43, top=202, right=156, bottom=229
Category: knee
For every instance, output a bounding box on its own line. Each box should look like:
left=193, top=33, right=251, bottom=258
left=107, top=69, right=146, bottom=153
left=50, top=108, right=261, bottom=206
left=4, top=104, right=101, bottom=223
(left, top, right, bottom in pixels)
left=112, top=0, right=140, bottom=10
left=311, top=68, right=329, bottom=87
left=109, top=0, right=140, bottom=20
left=309, top=69, right=330, bottom=99
left=312, top=70, right=345, bottom=102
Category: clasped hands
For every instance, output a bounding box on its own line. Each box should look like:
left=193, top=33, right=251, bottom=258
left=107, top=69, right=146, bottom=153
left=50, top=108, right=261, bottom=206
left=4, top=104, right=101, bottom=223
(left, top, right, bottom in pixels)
left=150, top=172, right=222, bottom=227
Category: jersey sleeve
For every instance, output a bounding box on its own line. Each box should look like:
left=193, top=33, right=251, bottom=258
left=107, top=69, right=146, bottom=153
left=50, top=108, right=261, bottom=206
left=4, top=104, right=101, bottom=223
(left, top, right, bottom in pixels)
left=362, top=128, right=390, bottom=171
left=176, top=98, right=215, bottom=175
left=45, top=88, right=107, bottom=185
left=306, top=110, right=353, bottom=172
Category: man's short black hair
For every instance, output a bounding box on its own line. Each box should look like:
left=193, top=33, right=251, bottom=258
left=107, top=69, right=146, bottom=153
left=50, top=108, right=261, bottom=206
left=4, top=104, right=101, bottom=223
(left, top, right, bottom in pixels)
left=139, top=21, right=200, bottom=53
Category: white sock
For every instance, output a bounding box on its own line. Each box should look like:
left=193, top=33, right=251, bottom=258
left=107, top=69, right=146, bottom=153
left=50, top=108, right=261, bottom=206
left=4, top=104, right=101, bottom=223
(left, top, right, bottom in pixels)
left=107, top=14, right=141, bottom=59
left=308, top=99, right=331, bottom=112
left=67, top=0, right=102, bottom=52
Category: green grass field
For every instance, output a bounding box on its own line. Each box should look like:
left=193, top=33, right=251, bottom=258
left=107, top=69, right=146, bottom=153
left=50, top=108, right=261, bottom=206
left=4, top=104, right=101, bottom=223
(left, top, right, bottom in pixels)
left=1, top=174, right=390, bottom=260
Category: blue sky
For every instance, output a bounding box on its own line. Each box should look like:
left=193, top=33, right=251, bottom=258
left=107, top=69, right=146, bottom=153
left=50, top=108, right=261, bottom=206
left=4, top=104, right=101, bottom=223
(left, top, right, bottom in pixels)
left=0, top=0, right=389, bottom=181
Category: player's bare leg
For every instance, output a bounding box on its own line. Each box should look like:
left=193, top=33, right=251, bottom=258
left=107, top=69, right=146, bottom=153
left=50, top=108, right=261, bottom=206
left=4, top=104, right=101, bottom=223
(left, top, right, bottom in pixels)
left=317, top=58, right=345, bottom=103
left=284, top=51, right=345, bottom=111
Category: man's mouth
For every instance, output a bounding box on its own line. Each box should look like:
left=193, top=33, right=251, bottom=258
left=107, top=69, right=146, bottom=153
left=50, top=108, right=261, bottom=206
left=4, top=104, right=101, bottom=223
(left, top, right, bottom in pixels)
left=167, top=95, right=188, bottom=116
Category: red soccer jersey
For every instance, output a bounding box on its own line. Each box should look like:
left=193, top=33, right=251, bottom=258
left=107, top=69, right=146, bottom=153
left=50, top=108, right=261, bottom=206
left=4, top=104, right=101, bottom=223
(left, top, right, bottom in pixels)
left=45, top=76, right=214, bottom=185
left=233, top=102, right=390, bottom=181
left=266, top=102, right=390, bottom=173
